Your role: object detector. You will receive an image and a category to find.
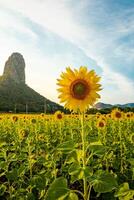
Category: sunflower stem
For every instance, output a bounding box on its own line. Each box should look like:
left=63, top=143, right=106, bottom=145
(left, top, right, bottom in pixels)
left=119, top=121, right=123, bottom=173
left=81, top=112, right=88, bottom=200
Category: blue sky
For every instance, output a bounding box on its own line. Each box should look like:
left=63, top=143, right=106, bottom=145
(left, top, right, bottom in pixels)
left=0, top=0, right=134, bottom=104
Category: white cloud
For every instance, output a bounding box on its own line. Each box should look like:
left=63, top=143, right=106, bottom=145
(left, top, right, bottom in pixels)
left=0, top=0, right=134, bottom=104
left=100, top=68, right=134, bottom=104
left=0, top=9, right=37, bottom=41
left=0, top=0, right=86, bottom=43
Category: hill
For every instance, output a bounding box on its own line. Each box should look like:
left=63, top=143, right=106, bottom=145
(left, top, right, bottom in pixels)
left=0, top=53, right=63, bottom=113
left=94, top=102, right=134, bottom=110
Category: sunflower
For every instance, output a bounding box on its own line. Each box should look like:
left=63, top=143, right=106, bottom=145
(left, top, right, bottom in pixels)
left=38, top=134, right=44, bottom=141
left=97, top=119, right=106, bottom=128
left=31, top=118, right=36, bottom=124
left=125, top=112, right=131, bottom=119
left=41, top=113, right=45, bottom=117
left=111, top=108, right=123, bottom=120
left=99, top=115, right=106, bottom=121
left=19, top=129, right=29, bottom=140
left=57, top=67, right=101, bottom=112
left=54, top=111, right=64, bottom=120
left=12, top=116, right=18, bottom=122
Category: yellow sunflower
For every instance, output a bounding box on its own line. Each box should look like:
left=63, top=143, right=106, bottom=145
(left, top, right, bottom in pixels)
left=111, top=108, right=123, bottom=120
left=12, top=116, right=18, bottom=122
left=97, top=119, right=106, bottom=129
left=106, top=113, right=111, bottom=119
left=54, top=111, right=64, bottom=120
left=57, top=66, right=101, bottom=112
left=18, top=129, right=29, bottom=140
left=125, top=112, right=132, bottom=119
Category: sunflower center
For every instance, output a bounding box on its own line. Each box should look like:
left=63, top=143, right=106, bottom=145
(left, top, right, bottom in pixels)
left=57, top=114, right=62, bottom=119
left=115, top=112, right=121, bottom=118
left=99, top=121, right=104, bottom=127
left=70, top=79, right=89, bottom=100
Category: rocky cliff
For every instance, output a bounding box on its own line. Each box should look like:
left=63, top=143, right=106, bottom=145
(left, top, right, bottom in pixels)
left=0, top=53, right=63, bottom=113
left=3, top=53, right=25, bottom=84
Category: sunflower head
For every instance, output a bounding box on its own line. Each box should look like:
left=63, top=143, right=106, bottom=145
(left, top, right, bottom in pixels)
left=111, top=108, right=123, bottom=120
left=12, top=116, right=18, bottom=122
left=38, top=134, right=44, bottom=141
left=54, top=111, right=64, bottom=120
left=97, top=120, right=106, bottom=129
left=19, top=129, right=29, bottom=140
left=41, top=113, right=45, bottom=117
left=31, top=118, right=36, bottom=124
left=125, top=112, right=132, bottom=119
left=57, top=66, right=101, bottom=112
left=106, top=114, right=111, bottom=119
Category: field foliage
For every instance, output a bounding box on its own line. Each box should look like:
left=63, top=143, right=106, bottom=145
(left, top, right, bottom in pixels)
left=0, top=112, right=134, bottom=199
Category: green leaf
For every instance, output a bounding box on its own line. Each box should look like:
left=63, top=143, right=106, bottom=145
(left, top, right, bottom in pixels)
left=101, top=192, right=116, bottom=200
left=115, top=182, right=134, bottom=200
left=76, top=149, right=83, bottom=163
left=45, top=177, right=69, bottom=200
left=68, top=192, right=79, bottom=200
left=62, top=192, right=79, bottom=200
left=68, top=162, right=81, bottom=176
left=30, top=175, right=46, bottom=189
left=69, top=192, right=79, bottom=200
left=89, top=141, right=102, bottom=146
left=0, top=141, right=6, bottom=148
left=91, top=171, right=118, bottom=193
left=0, top=161, right=8, bottom=170
left=65, top=151, right=77, bottom=164
left=6, top=168, right=18, bottom=181
left=0, top=184, right=6, bottom=196
left=27, top=192, right=36, bottom=200
left=57, top=141, right=75, bottom=153
left=127, top=158, right=134, bottom=167
left=84, top=166, right=93, bottom=178
left=89, top=145, right=108, bottom=156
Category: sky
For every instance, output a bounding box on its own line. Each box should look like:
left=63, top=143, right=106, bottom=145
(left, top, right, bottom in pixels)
left=0, top=0, right=134, bottom=105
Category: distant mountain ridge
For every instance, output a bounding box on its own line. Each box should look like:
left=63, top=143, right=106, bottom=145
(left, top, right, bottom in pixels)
left=0, top=52, right=63, bottom=113
left=94, top=102, right=134, bottom=109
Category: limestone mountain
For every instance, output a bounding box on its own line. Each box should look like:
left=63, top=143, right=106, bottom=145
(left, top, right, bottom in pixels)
left=0, top=53, right=63, bottom=113
left=2, top=53, right=25, bottom=84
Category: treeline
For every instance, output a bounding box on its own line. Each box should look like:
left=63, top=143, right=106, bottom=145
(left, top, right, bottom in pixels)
left=87, top=107, right=134, bottom=114
left=0, top=104, right=133, bottom=114
left=0, top=102, right=64, bottom=114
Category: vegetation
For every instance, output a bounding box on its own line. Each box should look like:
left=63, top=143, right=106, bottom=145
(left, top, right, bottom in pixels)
left=0, top=65, right=134, bottom=200
left=0, top=111, right=134, bottom=199
left=0, top=80, right=63, bottom=113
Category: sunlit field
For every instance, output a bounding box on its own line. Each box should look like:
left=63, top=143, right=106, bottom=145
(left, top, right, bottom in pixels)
left=1, top=0, right=134, bottom=198
left=0, top=111, right=134, bottom=200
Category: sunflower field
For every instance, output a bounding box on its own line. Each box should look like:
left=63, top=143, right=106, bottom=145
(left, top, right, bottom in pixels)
left=0, top=66, right=134, bottom=200
left=0, top=111, right=134, bottom=200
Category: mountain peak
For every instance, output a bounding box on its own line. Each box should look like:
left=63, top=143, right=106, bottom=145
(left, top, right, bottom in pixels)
left=3, top=52, right=25, bottom=84
left=0, top=53, right=63, bottom=112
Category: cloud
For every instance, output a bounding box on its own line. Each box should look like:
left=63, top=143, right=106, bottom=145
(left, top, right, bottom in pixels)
left=0, top=0, right=86, bottom=43
left=0, top=8, right=38, bottom=42
left=0, top=0, right=134, bottom=104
